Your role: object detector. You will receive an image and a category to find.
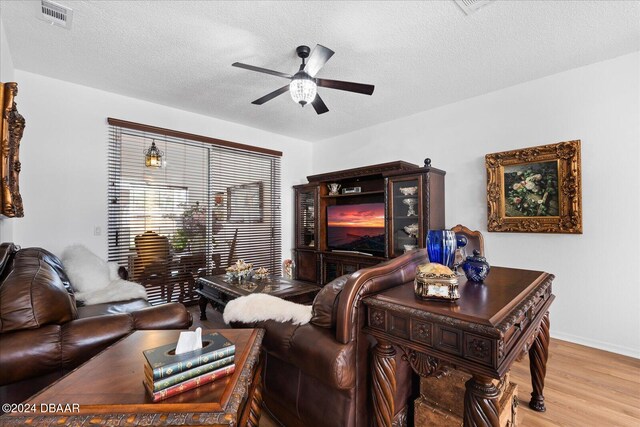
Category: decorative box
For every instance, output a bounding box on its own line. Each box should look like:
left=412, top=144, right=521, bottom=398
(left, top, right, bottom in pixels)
left=342, top=186, right=361, bottom=194
left=415, top=370, right=518, bottom=427
left=414, top=263, right=460, bottom=302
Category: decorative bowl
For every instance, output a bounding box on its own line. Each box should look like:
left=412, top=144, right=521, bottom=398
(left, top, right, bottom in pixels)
left=226, top=259, right=253, bottom=281
left=403, top=223, right=419, bottom=237
left=225, top=265, right=238, bottom=278
left=399, top=186, right=418, bottom=196
left=402, top=198, right=418, bottom=216
left=254, top=267, right=270, bottom=280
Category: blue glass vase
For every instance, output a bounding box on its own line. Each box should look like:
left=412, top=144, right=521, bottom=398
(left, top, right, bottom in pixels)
left=426, top=229, right=457, bottom=268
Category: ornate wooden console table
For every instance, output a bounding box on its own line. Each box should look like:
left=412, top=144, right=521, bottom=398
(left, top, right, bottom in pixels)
left=363, top=266, right=555, bottom=427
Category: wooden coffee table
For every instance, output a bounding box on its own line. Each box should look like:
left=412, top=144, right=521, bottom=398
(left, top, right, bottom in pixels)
left=0, top=329, right=264, bottom=426
left=197, top=275, right=320, bottom=320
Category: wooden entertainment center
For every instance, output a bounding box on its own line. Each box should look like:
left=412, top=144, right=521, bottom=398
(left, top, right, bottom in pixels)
left=293, top=160, right=445, bottom=285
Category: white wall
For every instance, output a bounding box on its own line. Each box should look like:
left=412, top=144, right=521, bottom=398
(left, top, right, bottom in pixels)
left=0, top=20, right=13, bottom=81
left=0, top=19, right=15, bottom=242
left=10, top=70, right=312, bottom=261
left=313, top=52, right=640, bottom=358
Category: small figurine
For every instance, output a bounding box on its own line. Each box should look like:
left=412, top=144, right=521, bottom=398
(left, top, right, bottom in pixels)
left=327, top=183, right=341, bottom=195
left=283, top=259, right=295, bottom=279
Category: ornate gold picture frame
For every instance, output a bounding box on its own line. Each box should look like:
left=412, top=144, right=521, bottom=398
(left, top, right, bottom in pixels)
left=485, top=140, right=582, bottom=233
left=0, top=82, right=25, bottom=218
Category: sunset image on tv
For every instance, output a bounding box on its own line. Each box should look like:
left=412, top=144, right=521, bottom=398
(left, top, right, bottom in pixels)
left=327, top=203, right=385, bottom=255
left=328, top=203, right=385, bottom=228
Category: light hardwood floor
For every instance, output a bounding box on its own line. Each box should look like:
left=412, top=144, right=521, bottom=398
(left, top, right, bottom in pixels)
left=190, top=305, right=640, bottom=426
left=511, top=339, right=639, bottom=427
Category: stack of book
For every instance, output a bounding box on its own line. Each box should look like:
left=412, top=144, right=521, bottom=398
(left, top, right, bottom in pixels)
left=142, top=332, right=236, bottom=402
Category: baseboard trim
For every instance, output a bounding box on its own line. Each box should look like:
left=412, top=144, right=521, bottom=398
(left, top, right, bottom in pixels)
left=551, top=331, right=639, bottom=359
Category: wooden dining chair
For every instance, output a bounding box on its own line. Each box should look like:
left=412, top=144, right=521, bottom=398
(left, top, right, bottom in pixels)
left=212, top=228, right=239, bottom=274
left=132, top=230, right=174, bottom=301
left=451, top=224, right=485, bottom=256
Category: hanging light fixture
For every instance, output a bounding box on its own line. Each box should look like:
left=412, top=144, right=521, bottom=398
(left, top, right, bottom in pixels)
left=289, top=71, right=317, bottom=106
left=144, top=140, right=163, bottom=168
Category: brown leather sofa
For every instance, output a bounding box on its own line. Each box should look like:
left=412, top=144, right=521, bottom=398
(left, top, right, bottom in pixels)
left=0, top=243, right=193, bottom=405
left=232, top=249, right=427, bottom=427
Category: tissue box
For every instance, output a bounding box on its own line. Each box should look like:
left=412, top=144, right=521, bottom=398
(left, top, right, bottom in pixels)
left=142, top=331, right=237, bottom=401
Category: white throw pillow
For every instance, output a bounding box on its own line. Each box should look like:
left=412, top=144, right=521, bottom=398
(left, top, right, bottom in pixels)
left=61, top=245, right=110, bottom=293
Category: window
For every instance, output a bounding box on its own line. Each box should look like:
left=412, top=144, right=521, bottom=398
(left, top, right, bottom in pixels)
left=108, top=119, right=282, bottom=305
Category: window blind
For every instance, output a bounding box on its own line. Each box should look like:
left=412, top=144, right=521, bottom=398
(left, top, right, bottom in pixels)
left=108, top=120, right=281, bottom=306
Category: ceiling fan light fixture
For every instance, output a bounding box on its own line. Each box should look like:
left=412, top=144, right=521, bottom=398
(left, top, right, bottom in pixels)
left=233, top=44, right=373, bottom=114
left=289, top=72, right=317, bottom=106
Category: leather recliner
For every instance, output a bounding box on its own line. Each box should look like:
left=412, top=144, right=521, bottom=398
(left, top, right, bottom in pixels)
left=232, top=249, right=427, bottom=427
left=0, top=243, right=193, bottom=405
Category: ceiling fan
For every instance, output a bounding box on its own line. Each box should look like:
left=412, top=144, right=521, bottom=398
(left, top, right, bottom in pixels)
left=232, top=44, right=375, bottom=115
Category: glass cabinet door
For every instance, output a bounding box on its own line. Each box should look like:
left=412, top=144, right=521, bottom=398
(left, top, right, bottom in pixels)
left=388, top=177, right=421, bottom=257
left=296, top=188, right=317, bottom=249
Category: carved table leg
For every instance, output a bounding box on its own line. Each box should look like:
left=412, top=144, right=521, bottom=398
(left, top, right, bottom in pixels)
left=463, top=375, right=500, bottom=427
left=372, top=339, right=397, bottom=427
left=247, top=372, right=263, bottom=427
left=198, top=294, right=209, bottom=320
left=529, top=311, right=550, bottom=412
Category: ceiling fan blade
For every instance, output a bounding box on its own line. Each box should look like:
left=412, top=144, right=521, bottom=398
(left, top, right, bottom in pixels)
left=311, top=94, right=329, bottom=115
left=316, top=78, right=375, bottom=95
left=251, top=85, right=290, bottom=105
left=232, top=62, right=292, bottom=79
left=303, top=44, right=335, bottom=77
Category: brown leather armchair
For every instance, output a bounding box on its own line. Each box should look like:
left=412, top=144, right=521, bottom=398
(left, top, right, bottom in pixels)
left=232, top=250, right=427, bottom=427
left=0, top=243, right=193, bottom=405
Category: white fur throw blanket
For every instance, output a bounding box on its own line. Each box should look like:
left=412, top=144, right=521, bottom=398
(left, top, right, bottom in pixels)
left=62, top=245, right=147, bottom=305
left=223, top=294, right=312, bottom=325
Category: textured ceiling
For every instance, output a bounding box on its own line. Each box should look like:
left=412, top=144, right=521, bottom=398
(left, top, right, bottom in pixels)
left=1, top=1, right=639, bottom=142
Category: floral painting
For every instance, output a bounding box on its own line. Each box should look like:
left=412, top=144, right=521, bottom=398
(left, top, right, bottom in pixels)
left=485, top=140, right=582, bottom=234
left=503, top=161, right=559, bottom=217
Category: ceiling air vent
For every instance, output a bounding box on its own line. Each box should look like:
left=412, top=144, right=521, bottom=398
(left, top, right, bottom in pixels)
left=454, top=0, right=494, bottom=15
left=38, top=0, right=73, bottom=29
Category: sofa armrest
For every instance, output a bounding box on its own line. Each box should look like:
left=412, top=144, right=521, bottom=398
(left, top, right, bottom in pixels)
left=0, top=325, right=62, bottom=385
left=336, top=249, right=427, bottom=344
left=130, top=302, right=192, bottom=329
left=76, top=298, right=150, bottom=318
left=62, top=303, right=190, bottom=369
left=61, top=314, right=135, bottom=368
left=1, top=304, right=191, bottom=388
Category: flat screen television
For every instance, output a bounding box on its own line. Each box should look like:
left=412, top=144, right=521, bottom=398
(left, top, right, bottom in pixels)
left=327, top=202, right=386, bottom=256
